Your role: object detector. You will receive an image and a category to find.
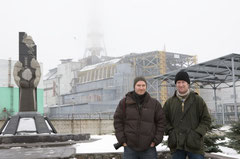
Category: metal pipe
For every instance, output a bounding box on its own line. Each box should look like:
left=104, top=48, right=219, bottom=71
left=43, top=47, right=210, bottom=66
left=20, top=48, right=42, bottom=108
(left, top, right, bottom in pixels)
left=222, top=104, right=225, bottom=125
left=213, top=86, right=218, bottom=123
left=231, top=57, right=238, bottom=121
left=157, top=79, right=159, bottom=101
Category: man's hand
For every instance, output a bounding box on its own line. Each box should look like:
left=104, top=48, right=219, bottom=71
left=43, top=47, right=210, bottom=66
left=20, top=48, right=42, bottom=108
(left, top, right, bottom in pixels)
left=123, top=143, right=127, bottom=146
left=150, top=142, right=155, bottom=147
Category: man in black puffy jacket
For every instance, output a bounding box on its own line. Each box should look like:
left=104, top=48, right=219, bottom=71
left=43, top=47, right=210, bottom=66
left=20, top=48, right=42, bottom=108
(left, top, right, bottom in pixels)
left=114, top=76, right=165, bottom=159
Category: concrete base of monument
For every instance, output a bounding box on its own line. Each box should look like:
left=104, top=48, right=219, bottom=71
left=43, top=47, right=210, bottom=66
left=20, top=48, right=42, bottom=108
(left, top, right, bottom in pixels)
left=0, top=112, right=57, bottom=135
left=0, top=112, right=90, bottom=144
left=0, top=133, right=90, bottom=144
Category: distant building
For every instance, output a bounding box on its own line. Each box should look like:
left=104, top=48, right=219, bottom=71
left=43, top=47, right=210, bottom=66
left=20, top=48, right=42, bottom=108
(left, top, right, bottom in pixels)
left=43, top=51, right=196, bottom=118
left=199, top=83, right=240, bottom=124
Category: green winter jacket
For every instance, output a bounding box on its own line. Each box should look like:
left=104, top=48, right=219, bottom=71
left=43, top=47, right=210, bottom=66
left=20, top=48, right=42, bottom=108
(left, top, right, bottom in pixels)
left=163, top=91, right=211, bottom=155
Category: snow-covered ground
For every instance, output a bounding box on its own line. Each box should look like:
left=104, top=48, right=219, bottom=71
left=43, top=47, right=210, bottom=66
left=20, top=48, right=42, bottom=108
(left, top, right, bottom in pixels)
left=75, top=134, right=240, bottom=158
left=212, top=125, right=240, bottom=158
left=219, top=125, right=232, bottom=132
left=213, top=146, right=240, bottom=159
left=75, top=135, right=168, bottom=154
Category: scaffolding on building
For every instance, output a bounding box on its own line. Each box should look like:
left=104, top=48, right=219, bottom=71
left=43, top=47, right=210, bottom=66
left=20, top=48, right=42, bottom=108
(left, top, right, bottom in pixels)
left=121, top=51, right=196, bottom=103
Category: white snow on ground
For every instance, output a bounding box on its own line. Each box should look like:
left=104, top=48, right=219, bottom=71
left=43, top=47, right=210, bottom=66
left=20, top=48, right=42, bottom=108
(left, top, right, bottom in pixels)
left=75, top=135, right=123, bottom=153
left=75, top=134, right=239, bottom=159
left=75, top=135, right=169, bottom=154
left=212, top=146, right=240, bottom=159
left=219, top=125, right=232, bottom=132
left=212, top=125, right=240, bottom=158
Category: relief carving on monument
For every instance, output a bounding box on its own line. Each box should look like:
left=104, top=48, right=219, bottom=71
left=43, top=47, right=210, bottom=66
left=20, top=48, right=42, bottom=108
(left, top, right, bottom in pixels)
left=13, top=32, right=41, bottom=112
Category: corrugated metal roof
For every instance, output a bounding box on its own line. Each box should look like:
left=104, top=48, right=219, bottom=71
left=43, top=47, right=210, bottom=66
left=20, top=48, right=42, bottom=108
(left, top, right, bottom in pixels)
left=154, top=53, right=240, bottom=87
left=79, top=58, right=121, bottom=72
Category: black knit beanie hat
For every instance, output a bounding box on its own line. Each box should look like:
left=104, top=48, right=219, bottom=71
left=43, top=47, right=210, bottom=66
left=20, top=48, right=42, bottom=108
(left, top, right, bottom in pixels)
left=175, top=71, right=190, bottom=84
left=133, top=76, right=147, bottom=88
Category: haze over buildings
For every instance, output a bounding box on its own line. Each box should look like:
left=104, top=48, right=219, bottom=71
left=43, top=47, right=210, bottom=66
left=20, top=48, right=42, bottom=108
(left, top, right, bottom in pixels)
left=0, top=0, right=240, bottom=74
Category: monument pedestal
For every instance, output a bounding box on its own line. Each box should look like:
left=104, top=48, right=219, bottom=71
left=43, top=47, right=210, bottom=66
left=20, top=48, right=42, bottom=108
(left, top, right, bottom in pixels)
left=0, top=112, right=56, bottom=135
left=0, top=112, right=90, bottom=144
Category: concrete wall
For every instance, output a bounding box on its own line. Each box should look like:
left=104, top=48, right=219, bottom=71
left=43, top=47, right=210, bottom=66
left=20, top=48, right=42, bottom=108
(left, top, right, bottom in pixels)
left=50, top=119, right=114, bottom=135
left=43, top=77, right=58, bottom=106
left=63, top=82, right=116, bottom=104
left=0, top=119, right=113, bottom=135
left=47, top=101, right=118, bottom=117
left=57, top=62, right=77, bottom=95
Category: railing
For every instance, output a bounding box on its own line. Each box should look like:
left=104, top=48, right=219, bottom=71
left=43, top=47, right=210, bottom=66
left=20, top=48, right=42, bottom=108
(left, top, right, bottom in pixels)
left=45, top=112, right=115, bottom=120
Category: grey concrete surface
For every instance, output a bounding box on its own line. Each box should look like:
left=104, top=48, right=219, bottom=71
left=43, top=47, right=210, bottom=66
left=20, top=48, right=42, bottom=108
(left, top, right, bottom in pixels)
left=0, top=145, right=76, bottom=159
left=0, top=138, right=98, bottom=159
left=0, top=133, right=90, bottom=144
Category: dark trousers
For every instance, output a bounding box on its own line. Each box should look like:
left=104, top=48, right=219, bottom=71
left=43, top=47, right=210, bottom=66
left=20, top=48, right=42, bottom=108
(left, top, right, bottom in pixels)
left=172, top=149, right=204, bottom=159
left=123, top=146, right=157, bottom=159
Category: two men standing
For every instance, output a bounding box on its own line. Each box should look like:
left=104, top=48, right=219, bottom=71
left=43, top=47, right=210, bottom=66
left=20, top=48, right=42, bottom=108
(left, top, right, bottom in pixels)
left=114, top=71, right=211, bottom=159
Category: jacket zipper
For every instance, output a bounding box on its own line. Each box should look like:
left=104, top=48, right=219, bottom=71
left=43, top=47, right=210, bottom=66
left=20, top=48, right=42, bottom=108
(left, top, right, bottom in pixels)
left=137, top=104, right=142, bottom=147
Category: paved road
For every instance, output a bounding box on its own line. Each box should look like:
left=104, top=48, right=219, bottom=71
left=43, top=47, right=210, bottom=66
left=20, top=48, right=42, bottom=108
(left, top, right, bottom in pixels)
left=0, top=145, right=76, bottom=159
left=0, top=139, right=98, bottom=159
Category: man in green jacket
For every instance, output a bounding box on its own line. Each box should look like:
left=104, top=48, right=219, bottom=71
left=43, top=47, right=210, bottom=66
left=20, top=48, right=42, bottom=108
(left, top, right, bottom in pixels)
left=163, top=71, right=211, bottom=159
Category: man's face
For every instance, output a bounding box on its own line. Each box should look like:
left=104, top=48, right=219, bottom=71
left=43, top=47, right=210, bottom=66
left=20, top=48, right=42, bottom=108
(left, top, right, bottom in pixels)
left=135, top=81, right=147, bottom=95
left=176, top=80, right=189, bottom=94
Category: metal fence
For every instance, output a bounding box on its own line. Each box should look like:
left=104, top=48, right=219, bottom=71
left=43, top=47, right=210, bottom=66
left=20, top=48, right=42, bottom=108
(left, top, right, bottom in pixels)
left=45, top=112, right=115, bottom=120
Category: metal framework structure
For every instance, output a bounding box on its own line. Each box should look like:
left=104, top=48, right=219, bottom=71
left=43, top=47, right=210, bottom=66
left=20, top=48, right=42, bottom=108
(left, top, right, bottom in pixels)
left=123, top=51, right=196, bottom=102
left=154, top=53, right=240, bottom=122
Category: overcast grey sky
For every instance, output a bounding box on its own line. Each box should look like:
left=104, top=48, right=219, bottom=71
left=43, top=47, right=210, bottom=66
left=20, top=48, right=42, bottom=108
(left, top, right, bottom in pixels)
left=0, top=0, right=240, bottom=74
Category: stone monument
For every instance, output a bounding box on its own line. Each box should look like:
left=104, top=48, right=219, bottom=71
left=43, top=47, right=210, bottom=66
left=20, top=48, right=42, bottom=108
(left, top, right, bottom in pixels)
left=0, top=32, right=56, bottom=135
left=0, top=33, right=89, bottom=145
left=14, top=32, right=40, bottom=112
